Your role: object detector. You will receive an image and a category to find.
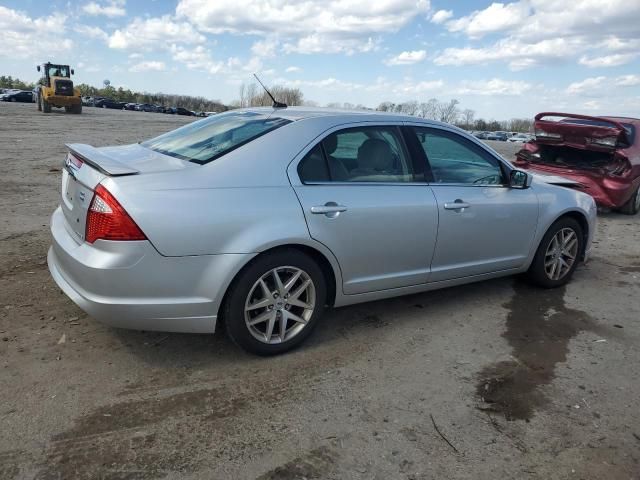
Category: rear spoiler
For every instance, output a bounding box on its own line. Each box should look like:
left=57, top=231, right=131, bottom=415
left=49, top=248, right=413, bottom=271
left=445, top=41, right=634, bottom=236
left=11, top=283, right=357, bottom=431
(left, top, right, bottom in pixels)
left=535, top=112, right=629, bottom=145
left=65, top=143, right=139, bottom=176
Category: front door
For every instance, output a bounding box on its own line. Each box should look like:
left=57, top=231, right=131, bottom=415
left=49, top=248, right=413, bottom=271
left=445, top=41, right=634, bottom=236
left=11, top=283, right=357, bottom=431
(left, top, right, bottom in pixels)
left=407, top=125, right=539, bottom=282
left=291, top=125, right=439, bottom=295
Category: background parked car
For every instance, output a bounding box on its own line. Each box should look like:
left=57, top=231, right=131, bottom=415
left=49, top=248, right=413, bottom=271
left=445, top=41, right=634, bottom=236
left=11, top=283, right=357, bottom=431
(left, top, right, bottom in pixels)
left=507, top=133, right=534, bottom=143
left=175, top=107, right=196, bottom=116
left=94, top=98, right=126, bottom=109
left=487, top=131, right=509, bottom=141
left=123, top=103, right=139, bottom=111
left=1, top=90, right=34, bottom=102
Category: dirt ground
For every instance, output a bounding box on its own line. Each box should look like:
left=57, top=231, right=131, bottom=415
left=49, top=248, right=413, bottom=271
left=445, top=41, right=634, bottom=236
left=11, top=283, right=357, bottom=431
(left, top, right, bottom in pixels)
left=1, top=102, right=639, bottom=480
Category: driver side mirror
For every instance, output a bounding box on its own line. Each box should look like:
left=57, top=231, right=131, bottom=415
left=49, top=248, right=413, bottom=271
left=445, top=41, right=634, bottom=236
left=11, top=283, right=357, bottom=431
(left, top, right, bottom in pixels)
left=71, top=69, right=74, bottom=75
left=37, top=65, right=41, bottom=72
left=509, top=169, right=531, bottom=189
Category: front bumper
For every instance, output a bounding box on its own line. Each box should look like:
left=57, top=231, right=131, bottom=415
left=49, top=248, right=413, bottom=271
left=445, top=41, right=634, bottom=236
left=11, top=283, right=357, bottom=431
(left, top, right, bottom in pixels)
left=47, top=95, right=81, bottom=107
left=48, top=207, right=252, bottom=333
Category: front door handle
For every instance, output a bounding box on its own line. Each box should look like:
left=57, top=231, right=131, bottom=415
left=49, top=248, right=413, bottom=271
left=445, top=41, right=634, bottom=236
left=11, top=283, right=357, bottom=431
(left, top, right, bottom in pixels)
left=444, top=200, right=471, bottom=210
left=311, top=202, right=347, bottom=218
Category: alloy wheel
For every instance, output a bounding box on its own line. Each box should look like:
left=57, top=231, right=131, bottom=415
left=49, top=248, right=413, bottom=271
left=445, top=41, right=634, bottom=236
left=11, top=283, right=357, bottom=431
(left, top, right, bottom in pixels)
left=544, top=228, right=579, bottom=281
left=244, top=266, right=316, bottom=344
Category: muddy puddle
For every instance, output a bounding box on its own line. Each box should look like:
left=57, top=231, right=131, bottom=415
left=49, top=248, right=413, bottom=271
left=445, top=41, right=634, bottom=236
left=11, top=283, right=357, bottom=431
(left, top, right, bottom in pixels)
left=476, top=282, right=600, bottom=421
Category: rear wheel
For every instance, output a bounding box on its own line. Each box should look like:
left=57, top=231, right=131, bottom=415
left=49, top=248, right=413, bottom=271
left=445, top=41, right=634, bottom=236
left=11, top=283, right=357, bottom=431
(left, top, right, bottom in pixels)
left=526, top=217, right=583, bottom=288
left=70, top=103, right=82, bottom=114
left=619, top=185, right=640, bottom=215
left=224, top=249, right=327, bottom=355
left=37, top=94, right=42, bottom=111
left=42, top=98, right=51, bottom=113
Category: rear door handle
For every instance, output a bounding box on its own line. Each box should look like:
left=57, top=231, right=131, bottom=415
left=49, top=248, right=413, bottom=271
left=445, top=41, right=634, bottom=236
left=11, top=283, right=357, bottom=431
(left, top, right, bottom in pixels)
left=444, top=200, right=471, bottom=210
left=311, top=202, right=347, bottom=217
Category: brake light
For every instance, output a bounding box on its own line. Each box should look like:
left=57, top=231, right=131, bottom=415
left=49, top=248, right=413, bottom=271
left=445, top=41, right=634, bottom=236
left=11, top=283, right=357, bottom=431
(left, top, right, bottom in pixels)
left=85, top=185, right=146, bottom=243
left=535, top=129, right=562, bottom=140
left=587, top=136, right=617, bottom=148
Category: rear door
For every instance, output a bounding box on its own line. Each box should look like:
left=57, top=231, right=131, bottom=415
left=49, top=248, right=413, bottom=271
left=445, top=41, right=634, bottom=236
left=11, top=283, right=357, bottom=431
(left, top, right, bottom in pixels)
left=406, top=125, right=539, bottom=281
left=290, top=124, right=438, bottom=295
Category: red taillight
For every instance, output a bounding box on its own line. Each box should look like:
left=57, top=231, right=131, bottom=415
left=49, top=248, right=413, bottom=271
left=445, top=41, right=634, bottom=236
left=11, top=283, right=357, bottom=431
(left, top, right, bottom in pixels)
left=85, top=185, right=146, bottom=243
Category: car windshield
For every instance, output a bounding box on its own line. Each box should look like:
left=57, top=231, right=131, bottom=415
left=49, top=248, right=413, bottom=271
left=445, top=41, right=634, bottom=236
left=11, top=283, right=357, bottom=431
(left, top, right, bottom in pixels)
left=142, top=111, right=291, bottom=164
left=48, top=65, right=70, bottom=77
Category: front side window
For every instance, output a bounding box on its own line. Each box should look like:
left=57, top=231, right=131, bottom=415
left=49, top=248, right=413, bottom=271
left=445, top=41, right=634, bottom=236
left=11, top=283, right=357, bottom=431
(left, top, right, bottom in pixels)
left=298, top=126, right=419, bottom=183
left=413, top=127, right=504, bottom=185
left=142, top=111, right=291, bottom=164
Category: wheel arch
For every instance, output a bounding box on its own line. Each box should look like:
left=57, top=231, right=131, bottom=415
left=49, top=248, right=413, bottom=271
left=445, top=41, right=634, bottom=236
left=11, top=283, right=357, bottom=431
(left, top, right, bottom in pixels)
left=216, top=242, right=341, bottom=322
left=552, top=210, right=590, bottom=260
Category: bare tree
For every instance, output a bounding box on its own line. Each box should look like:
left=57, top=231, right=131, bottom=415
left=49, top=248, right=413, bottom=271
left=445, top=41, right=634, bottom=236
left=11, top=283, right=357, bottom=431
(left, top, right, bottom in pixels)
left=418, top=98, right=439, bottom=119
left=437, top=99, right=460, bottom=124
left=461, top=109, right=475, bottom=130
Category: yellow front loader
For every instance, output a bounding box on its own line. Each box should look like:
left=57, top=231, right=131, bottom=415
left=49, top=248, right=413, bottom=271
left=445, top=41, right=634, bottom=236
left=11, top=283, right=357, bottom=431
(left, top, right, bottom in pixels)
left=35, top=62, right=82, bottom=114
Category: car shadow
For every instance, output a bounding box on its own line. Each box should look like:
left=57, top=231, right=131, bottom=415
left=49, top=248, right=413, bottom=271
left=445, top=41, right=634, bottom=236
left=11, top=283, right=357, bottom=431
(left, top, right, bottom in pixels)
left=111, top=275, right=517, bottom=368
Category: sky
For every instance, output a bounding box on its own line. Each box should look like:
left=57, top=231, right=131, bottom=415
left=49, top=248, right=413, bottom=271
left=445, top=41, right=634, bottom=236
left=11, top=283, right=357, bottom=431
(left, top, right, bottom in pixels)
left=1, top=0, right=639, bottom=120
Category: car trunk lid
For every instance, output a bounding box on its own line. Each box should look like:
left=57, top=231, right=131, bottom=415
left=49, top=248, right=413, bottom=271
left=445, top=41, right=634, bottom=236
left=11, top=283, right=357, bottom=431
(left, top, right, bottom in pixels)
left=60, top=143, right=192, bottom=241
left=533, top=112, right=629, bottom=151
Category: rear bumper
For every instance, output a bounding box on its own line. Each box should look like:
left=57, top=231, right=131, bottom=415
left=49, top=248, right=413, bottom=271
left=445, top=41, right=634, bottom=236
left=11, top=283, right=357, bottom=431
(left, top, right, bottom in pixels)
left=48, top=207, right=253, bottom=333
left=515, top=161, right=636, bottom=208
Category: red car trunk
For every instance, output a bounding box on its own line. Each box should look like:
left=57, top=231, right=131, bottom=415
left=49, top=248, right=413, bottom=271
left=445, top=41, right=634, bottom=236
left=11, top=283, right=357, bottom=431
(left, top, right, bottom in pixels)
left=514, top=112, right=640, bottom=212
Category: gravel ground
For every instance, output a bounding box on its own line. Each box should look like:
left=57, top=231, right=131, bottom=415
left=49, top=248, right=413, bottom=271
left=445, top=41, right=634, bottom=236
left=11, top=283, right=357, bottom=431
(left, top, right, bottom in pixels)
left=1, top=102, right=639, bottom=480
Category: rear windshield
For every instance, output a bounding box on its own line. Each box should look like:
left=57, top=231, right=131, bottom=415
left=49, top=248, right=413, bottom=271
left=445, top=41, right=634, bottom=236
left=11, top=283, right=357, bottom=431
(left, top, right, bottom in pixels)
left=560, top=118, right=635, bottom=145
left=142, top=111, right=291, bottom=164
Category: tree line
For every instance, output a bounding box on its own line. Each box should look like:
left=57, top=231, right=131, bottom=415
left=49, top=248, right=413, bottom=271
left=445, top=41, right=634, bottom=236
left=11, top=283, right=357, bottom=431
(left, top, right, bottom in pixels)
left=2, top=74, right=533, bottom=131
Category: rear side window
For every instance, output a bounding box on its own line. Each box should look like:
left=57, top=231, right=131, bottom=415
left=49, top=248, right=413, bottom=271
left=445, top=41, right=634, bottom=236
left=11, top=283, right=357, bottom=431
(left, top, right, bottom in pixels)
left=298, top=126, right=421, bottom=183
left=412, top=127, right=504, bottom=185
left=142, top=111, right=291, bottom=164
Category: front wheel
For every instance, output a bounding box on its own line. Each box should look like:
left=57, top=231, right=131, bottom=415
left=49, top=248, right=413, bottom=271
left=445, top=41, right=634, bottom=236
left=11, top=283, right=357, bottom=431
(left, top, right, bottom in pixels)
left=37, top=94, right=42, bottom=111
left=526, top=217, right=584, bottom=288
left=618, top=185, right=640, bottom=215
left=224, top=249, right=327, bottom=355
left=42, top=99, right=51, bottom=113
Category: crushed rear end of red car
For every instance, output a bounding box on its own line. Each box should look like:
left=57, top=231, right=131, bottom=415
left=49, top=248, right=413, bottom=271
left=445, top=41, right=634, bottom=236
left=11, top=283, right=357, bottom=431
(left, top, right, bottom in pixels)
left=513, top=112, right=640, bottom=212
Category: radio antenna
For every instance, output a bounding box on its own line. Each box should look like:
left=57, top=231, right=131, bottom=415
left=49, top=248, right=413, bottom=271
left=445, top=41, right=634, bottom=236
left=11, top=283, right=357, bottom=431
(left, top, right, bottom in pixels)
left=253, top=73, right=287, bottom=108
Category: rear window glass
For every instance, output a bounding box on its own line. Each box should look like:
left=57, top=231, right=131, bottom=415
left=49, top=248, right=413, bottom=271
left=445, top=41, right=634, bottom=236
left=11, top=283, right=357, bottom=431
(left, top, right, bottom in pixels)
left=142, top=111, right=291, bottom=164
left=560, top=119, right=635, bottom=145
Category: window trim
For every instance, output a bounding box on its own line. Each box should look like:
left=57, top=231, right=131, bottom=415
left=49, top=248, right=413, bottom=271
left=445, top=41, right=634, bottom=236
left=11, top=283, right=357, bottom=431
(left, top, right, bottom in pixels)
left=405, top=124, right=510, bottom=187
left=296, top=124, right=428, bottom=185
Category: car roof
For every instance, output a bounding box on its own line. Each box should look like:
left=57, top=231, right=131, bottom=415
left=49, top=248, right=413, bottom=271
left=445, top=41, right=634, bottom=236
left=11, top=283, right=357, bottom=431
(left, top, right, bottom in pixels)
left=234, top=106, right=454, bottom=127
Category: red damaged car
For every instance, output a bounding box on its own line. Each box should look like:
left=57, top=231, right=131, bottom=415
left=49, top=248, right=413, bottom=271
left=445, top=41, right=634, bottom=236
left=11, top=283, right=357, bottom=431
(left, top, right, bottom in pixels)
left=514, top=112, right=640, bottom=214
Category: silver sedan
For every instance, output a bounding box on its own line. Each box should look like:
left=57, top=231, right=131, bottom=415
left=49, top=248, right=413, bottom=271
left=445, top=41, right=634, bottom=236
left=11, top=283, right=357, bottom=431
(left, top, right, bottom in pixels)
left=48, top=108, right=597, bottom=355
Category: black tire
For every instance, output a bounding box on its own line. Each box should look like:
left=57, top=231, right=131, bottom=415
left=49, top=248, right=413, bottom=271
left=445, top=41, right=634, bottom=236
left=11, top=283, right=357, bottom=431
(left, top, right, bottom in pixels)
left=618, top=185, right=640, bottom=215
left=65, top=106, right=71, bottom=113
left=223, top=249, right=327, bottom=355
left=43, top=99, right=51, bottom=113
left=37, top=94, right=42, bottom=111
left=71, top=103, right=82, bottom=114
left=526, top=217, right=584, bottom=288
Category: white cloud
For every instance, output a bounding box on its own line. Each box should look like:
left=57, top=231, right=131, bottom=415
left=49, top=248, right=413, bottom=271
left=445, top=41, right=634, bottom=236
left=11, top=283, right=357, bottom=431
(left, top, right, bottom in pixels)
left=579, top=53, right=637, bottom=68
left=129, top=60, right=166, bottom=72
left=176, top=0, right=430, bottom=54
left=566, top=76, right=607, bottom=95
left=82, top=0, right=126, bottom=18
left=455, top=78, right=533, bottom=96
left=439, top=1, right=640, bottom=70
left=434, top=37, right=583, bottom=70
left=430, top=9, right=453, bottom=24
left=74, top=24, right=108, bottom=41
left=285, top=66, right=301, bottom=73
left=0, top=7, right=72, bottom=59
left=385, top=50, right=427, bottom=66
left=170, top=45, right=223, bottom=74
left=615, top=75, right=640, bottom=87
left=446, top=2, right=530, bottom=38
left=251, top=37, right=279, bottom=57
left=108, top=15, right=205, bottom=50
